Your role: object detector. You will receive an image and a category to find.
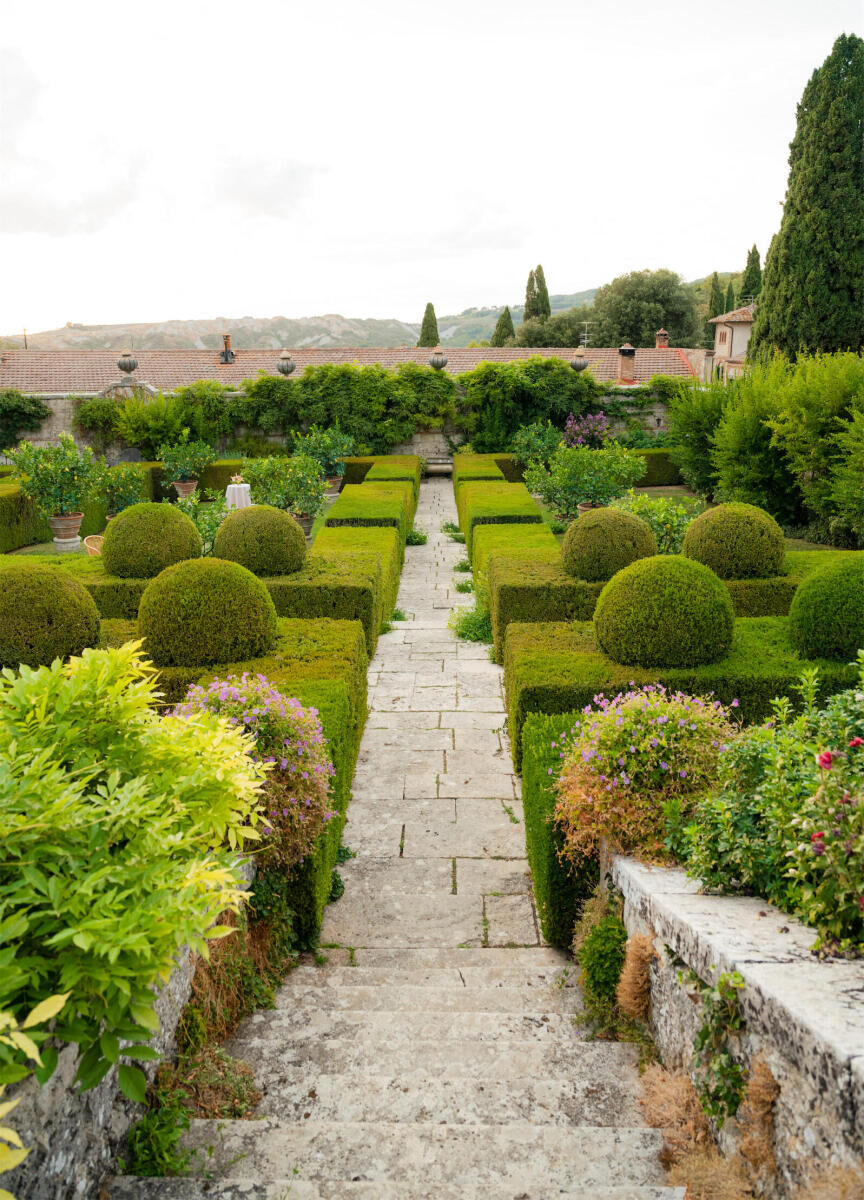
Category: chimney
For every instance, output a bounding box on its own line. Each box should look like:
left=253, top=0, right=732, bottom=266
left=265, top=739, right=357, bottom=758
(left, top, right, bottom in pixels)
left=655, top=328, right=669, bottom=349
left=618, top=343, right=636, bottom=384
left=219, top=333, right=235, bottom=364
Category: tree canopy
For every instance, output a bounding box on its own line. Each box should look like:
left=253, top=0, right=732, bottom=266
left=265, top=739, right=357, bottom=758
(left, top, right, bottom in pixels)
left=417, top=302, right=440, bottom=348
left=750, top=34, right=864, bottom=357
left=489, top=306, right=515, bottom=346
left=587, top=269, right=700, bottom=347
left=533, top=265, right=551, bottom=320
left=739, top=245, right=762, bottom=301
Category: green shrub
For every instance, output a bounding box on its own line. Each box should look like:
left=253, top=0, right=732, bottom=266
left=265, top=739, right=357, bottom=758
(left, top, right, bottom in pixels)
left=174, top=488, right=230, bottom=555
left=0, top=389, right=51, bottom=450
left=789, top=557, right=864, bottom=661
left=633, top=448, right=683, bottom=487
left=683, top=503, right=785, bottom=580
left=521, top=713, right=598, bottom=946
left=5, top=432, right=99, bottom=518
left=452, top=454, right=507, bottom=487
left=830, top=408, right=864, bottom=542
left=214, top=505, right=307, bottom=576
left=610, top=489, right=705, bottom=554
left=158, top=434, right=216, bottom=485
left=525, top=444, right=645, bottom=519
left=561, top=508, right=656, bottom=582
left=325, top=481, right=415, bottom=546
left=667, top=377, right=727, bottom=498
left=503, top=617, right=859, bottom=768
left=102, top=502, right=203, bottom=578
left=578, top=914, right=627, bottom=1004
left=455, top=481, right=542, bottom=555
left=364, top=457, right=422, bottom=496
left=115, top=393, right=187, bottom=459
left=242, top=453, right=325, bottom=517
left=74, top=395, right=121, bottom=453
left=0, top=560, right=100, bottom=669
left=489, top=555, right=601, bottom=661
left=510, top=421, right=563, bottom=469
left=290, top=426, right=356, bottom=477
left=0, top=643, right=263, bottom=1096
left=595, top=556, right=734, bottom=669
left=138, top=558, right=278, bottom=667
left=96, top=461, right=148, bottom=516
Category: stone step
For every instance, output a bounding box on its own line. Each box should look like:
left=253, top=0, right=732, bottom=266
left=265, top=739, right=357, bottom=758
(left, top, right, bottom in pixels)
left=270, top=983, right=581, bottom=1014
left=276, top=964, right=575, bottom=989
left=229, top=1007, right=583, bottom=1043
left=313, top=947, right=568, bottom=968
left=175, top=1120, right=668, bottom=1189
left=108, top=1180, right=685, bottom=1199
left=233, top=1070, right=647, bottom=1128
left=224, top=1033, right=635, bottom=1081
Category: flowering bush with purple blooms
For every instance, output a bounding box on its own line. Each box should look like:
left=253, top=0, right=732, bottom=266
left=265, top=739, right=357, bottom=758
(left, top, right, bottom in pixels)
left=564, top=411, right=611, bottom=449
left=553, top=686, right=737, bottom=866
left=173, top=674, right=336, bottom=871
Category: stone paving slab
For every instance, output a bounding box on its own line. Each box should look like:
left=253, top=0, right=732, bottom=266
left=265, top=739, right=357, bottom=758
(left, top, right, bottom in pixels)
left=455, top=858, right=533, bottom=895
left=109, top=1182, right=685, bottom=1200
left=485, top=894, right=539, bottom=946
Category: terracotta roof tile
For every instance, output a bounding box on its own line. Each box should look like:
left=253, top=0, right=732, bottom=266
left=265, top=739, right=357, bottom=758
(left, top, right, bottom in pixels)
left=0, top=346, right=697, bottom=394
left=709, top=303, right=755, bottom=325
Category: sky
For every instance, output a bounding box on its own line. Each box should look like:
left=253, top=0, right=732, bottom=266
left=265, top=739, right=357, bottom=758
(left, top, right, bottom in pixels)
left=1, top=0, right=862, bottom=334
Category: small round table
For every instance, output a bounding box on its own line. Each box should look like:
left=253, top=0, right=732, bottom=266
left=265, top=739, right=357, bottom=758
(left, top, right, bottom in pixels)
left=225, top=482, right=253, bottom=511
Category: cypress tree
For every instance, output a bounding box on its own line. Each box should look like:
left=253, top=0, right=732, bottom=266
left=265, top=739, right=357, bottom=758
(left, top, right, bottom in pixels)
left=523, top=270, right=541, bottom=322
left=534, top=264, right=552, bottom=320
left=709, top=272, right=725, bottom=317
left=751, top=34, right=864, bottom=356
left=724, top=280, right=736, bottom=313
left=739, top=245, right=762, bottom=301
left=490, top=306, right=515, bottom=346
left=417, top=302, right=439, bottom=348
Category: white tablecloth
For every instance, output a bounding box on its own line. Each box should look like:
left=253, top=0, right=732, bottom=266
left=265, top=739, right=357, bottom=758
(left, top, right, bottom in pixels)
left=225, top=483, right=252, bottom=511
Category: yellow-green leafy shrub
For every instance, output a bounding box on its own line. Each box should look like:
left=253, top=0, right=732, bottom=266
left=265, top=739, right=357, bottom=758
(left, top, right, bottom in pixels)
left=0, top=560, right=100, bottom=669
left=213, top=504, right=307, bottom=577
left=0, top=643, right=263, bottom=1099
left=595, top=556, right=735, bottom=668
left=138, top=559, right=278, bottom=667
left=102, top=502, right=203, bottom=579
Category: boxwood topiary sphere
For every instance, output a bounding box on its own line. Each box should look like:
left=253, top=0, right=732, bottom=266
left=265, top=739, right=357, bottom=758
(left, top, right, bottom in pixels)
left=0, top=560, right=100, bottom=669
left=138, top=558, right=278, bottom=667
left=682, top=502, right=784, bottom=580
left=213, top=504, right=307, bottom=576
left=594, top=555, right=735, bottom=668
left=561, top=507, right=656, bottom=582
left=789, top=557, right=864, bottom=661
left=102, top=502, right=203, bottom=578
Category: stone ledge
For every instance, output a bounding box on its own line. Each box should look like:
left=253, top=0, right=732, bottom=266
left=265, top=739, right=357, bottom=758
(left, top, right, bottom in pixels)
left=613, top=856, right=864, bottom=1189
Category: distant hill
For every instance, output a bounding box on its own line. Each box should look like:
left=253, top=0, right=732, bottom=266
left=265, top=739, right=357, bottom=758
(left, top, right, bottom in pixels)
left=1, top=289, right=600, bottom=352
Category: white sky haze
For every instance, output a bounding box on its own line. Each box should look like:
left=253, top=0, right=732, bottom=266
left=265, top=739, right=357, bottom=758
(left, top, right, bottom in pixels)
left=1, top=0, right=862, bottom=333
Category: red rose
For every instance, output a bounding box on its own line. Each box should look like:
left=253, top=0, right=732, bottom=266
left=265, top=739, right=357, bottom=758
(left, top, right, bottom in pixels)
left=816, top=751, right=833, bottom=770
left=849, top=737, right=863, bottom=749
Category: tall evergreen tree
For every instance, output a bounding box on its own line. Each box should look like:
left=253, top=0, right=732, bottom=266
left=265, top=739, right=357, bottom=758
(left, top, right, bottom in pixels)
left=534, top=264, right=552, bottom=320
left=739, top=245, right=762, bottom=301
left=724, top=280, right=736, bottom=313
left=751, top=34, right=864, bottom=357
left=490, top=306, right=515, bottom=346
left=523, top=269, right=541, bottom=322
left=709, top=272, right=725, bottom=318
left=417, top=302, right=439, bottom=347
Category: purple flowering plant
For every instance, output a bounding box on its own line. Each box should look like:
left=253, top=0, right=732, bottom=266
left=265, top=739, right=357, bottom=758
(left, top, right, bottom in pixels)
left=173, top=673, right=336, bottom=870
left=553, top=685, right=737, bottom=865
left=564, top=411, right=611, bottom=449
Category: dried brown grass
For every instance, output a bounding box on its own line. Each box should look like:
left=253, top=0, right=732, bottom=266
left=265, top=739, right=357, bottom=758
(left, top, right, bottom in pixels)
left=640, top=1063, right=709, bottom=1161
left=737, top=1057, right=779, bottom=1179
left=668, top=1147, right=752, bottom=1200
left=795, top=1165, right=864, bottom=1200
left=616, top=933, right=655, bottom=1021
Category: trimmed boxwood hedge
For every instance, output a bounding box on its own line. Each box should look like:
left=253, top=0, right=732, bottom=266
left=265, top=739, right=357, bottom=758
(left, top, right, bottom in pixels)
left=455, top=482, right=543, bottom=556
left=489, top=553, right=601, bottom=661
left=0, top=483, right=107, bottom=554
left=102, top=502, right=203, bottom=578
left=789, top=556, right=864, bottom=662
left=634, top=448, right=682, bottom=487
left=561, top=508, right=656, bottom=582
left=365, top=457, right=423, bottom=497
left=325, top=481, right=416, bottom=547
left=683, top=502, right=785, bottom=580
left=503, top=616, right=859, bottom=769
left=0, top=559, right=100, bottom=668
left=471, top=521, right=559, bottom=581
left=452, top=455, right=507, bottom=486
left=213, top=504, right=306, bottom=576
left=138, top=558, right=279, bottom=667
left=341, top=455, right=422, bottom=487
left=522, top=712, right=598, bottom=946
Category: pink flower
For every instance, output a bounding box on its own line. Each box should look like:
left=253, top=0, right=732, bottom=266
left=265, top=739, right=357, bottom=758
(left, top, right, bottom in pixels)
left=811, top=831, right=826, bottom=842
left=816, top=751, right=833, bottom=770
left=849, top=737, right=863, bottom=749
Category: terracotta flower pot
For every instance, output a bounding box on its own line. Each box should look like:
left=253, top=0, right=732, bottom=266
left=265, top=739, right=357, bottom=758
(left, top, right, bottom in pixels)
left=577, top=502, right=595, bottom=517
left=48, top=512, right=84, bottom=552
left=294, top=514, right=315, bottom=537
left=172, top=480, right=198, bottom=499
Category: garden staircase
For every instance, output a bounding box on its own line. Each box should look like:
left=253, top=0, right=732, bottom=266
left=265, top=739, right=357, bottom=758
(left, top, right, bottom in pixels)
left=108, top=478, right=683, bottom=1200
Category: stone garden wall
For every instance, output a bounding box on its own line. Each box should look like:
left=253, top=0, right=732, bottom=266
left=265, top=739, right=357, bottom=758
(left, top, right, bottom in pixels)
left=612, top=856, right=864, bottom=1197
left=6, top=859, right=256, bottom=1200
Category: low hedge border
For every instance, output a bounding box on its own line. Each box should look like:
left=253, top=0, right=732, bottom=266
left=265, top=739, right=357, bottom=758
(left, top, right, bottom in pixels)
left=488, top=548, right=863, bottom=657
left=504, top=616, right=859, bottom=769
left=325, top=480, right=416, bottom=548
left=364, top=456, right=423, bottom=497
left=452, top=457, right=506, bottom=486
left=521, top=712, right=599, bottom=946
left=634, top=448, right=682, bottom=487
left=341, top=455, right=423, bottom=487
left=455, top=482, right=543, bottom=556
left=0, top=484, right=107, bottom=554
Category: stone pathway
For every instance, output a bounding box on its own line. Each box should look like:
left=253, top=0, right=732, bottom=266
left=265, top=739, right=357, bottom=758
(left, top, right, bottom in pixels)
left=110, top=478, right=683, bottom=1200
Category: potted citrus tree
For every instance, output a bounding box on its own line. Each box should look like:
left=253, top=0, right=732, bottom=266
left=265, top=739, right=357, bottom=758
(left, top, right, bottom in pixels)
left=6, top=432, right=98, bottom=550
left=158, top=431, right=215, bottom=498
left=525, top=444, right=645, bottom=521
left=242, top=452, right=325, bottom=535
